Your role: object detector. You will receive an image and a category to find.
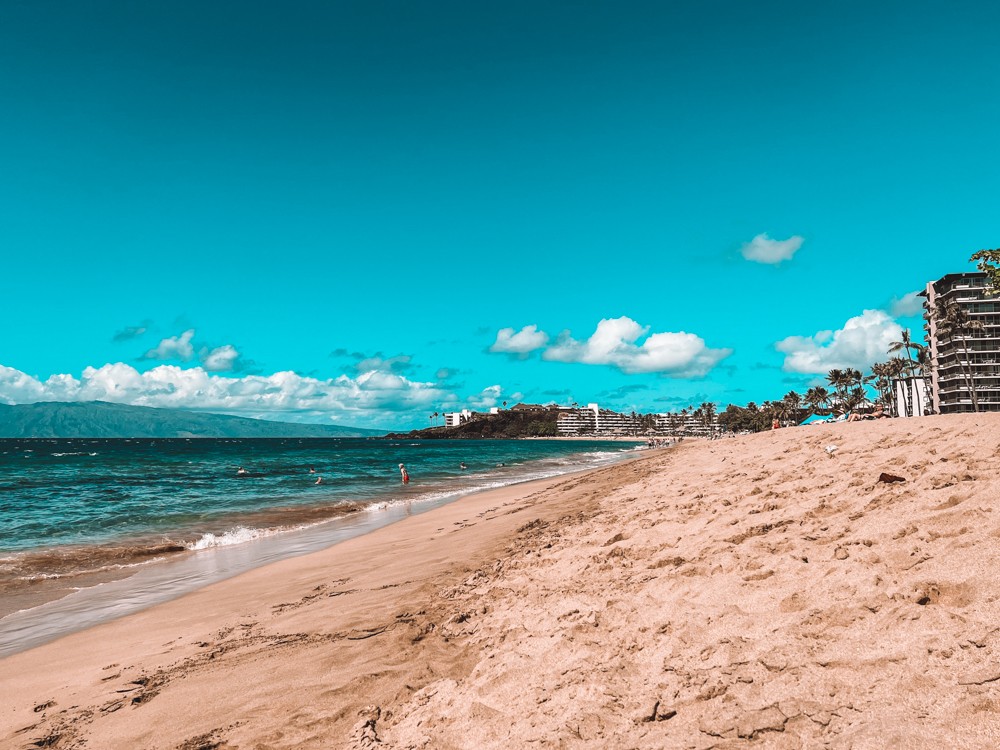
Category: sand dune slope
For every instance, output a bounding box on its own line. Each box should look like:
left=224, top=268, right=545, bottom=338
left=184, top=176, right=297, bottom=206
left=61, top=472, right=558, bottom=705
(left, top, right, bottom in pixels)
left=377, top=415, right=1000, bottom=749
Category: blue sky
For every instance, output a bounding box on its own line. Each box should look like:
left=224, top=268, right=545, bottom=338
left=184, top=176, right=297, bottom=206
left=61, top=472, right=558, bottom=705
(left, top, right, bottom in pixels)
left=1, top=0, right=997, bottom=428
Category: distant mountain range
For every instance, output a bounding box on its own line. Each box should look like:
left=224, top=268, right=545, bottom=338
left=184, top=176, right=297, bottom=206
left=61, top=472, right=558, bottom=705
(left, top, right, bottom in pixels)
left=0, top=402, right=384, bottom=438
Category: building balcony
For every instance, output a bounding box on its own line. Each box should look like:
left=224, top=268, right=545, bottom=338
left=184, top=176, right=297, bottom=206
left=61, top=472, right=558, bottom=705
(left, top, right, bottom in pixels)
left=937, top=382, right=1000, bottom=392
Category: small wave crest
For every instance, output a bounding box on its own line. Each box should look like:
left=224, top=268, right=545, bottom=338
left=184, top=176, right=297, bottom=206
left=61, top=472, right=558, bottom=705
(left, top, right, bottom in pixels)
left=185, top=526, right=276, bottom=550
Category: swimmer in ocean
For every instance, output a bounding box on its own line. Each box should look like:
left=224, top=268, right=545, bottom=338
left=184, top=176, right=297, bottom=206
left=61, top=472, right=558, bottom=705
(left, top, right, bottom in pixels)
left=315, top=476, right=323, bottom=485
left=236, top=466, right=248, bottom=476
left=398, top=463, right=410, bottom=484
left=460, top=462, right=467, bottom=470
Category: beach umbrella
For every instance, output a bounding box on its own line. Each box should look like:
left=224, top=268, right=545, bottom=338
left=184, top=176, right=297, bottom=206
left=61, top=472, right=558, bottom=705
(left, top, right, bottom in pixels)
left=799, top=413, right=833, bottom=426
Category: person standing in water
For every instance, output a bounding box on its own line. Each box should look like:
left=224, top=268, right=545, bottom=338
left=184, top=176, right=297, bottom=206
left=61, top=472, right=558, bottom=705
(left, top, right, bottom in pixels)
left=398, top=463, right=409, bottom=484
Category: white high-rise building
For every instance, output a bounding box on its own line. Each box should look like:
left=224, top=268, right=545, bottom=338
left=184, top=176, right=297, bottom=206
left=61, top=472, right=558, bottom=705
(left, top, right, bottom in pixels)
left=924, top=272, right=1000, bottom=413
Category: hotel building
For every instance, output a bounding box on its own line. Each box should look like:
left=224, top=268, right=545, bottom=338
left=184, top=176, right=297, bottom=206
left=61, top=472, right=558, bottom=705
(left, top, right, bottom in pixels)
left=924, top=272, right=1000, bottom=413
left=442, top=402, right=718, bottom=437
left=556, top=404, right=718, bottom=437
left=443, top=407, right=499, bottom=427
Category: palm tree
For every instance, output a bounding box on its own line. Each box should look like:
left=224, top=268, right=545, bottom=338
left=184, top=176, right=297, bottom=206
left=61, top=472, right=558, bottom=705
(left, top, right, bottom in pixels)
left=826, top=369, right=850, bottom=414
left=868, top=362, right=892, bottom=409
left=888, top=329, right=914, bottom=371
left=888, top=329, right=927, bottom=376
left=781, top=391, right=802, bottom=425
left=669, top=411, right=683, bottom=435
left=699, top=402, right=717, bottom=434
left=869, top=359, right=908, bottom=412
left=971, top=248, right=1000, bottom=296
left=844, top=386, right=868, bottom=413
left=914, top=345, right=933, bottom=408
left=915, top=345, right=931, bottom=377
left=935, top=297, right=985, bottom=412
left=804, top=386, right=830, bottom=415
left=760, top=400, right=784, bottom=429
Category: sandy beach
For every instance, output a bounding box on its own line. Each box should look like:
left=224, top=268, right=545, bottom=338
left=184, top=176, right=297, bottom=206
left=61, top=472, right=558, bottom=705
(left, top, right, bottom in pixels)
left=3, top=414, right=1000, bottom=748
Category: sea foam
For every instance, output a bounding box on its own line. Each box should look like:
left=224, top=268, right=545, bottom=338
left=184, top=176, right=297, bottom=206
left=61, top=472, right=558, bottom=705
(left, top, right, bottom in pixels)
left=186, top=527, right=276, bottom=550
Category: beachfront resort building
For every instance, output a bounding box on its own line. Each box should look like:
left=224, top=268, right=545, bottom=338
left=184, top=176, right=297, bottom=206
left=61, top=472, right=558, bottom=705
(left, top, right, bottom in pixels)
left=652, top=411, right=720, bottom=436
left=443, top=407, right=499, bottom=427
left=924, top=272, right=1000, bottom=413
left=891, top=375, right=929, bottom=418
left=555, top=404, right=718, bottom=437
left=556, top=404, right=653, bottom=436
left=442, top=402, right=718, bottom=437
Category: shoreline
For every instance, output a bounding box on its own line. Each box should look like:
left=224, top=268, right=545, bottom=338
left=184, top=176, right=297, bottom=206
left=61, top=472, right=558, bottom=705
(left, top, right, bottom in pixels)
left=5, top=415, right=997, bottom=747
left=0, top=450, right=657, bottom=747
left=0, top=448, right=648, bottom=658
left=0, top=439, right=642, bottom=624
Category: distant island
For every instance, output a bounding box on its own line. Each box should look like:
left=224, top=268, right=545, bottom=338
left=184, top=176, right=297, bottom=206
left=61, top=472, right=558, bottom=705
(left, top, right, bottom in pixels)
left=0, top=401, right=384, bottom=438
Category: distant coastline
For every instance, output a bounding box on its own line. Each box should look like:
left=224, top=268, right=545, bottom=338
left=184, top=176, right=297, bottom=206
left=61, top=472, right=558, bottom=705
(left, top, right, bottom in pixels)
left=0, top=401, right=383, bottom=438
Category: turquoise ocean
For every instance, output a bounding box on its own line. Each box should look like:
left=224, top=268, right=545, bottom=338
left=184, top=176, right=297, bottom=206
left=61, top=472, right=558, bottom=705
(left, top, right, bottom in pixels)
left=0, top=437, right=638, bottom=654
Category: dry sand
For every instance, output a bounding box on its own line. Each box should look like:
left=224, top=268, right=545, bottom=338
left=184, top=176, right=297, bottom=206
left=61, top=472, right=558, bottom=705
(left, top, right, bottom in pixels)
left=2, top=414, right=1000, bottom=749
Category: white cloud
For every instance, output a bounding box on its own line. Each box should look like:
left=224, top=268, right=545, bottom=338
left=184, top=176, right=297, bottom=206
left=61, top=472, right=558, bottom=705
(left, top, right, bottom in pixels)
left=0, top=362, right=457, bottom=427
left=144, top=329, right=195, bottom=361
left=355, top=354, right=412, bottom=374
left=489, top=325, right=549, bottom=355
left=740, top=233, right=804, bottom=264
left=468, top=384, right=503, bottom=409
left=890, top=290, right=924, bottom=317
left=0, top=365, right=53, bottom=403
left=541, top=317, right=732, bottom=377
left=200, top=345, right=241, bottom=372
left=776, top=309, right=904, bottom=374
left=145, top=330, right=249, bottom=373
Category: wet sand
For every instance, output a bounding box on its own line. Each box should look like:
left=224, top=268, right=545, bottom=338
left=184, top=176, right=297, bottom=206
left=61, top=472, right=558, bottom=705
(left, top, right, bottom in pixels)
left=2, top=414, right=999, bottom=748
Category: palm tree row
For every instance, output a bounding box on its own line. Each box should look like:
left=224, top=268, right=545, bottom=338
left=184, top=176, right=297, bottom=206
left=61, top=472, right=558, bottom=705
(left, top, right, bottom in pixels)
left=722, top=334, right=928, bottom=431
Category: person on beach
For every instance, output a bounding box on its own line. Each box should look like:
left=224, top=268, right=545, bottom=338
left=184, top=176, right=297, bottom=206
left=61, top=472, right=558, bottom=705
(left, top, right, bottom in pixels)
left=399, top=463, right=409, bottom=484
left=849, top=407, right=887, bottom=422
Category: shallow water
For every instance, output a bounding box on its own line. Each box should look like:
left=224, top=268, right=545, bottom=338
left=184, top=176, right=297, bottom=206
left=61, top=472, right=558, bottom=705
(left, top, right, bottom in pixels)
left=0, top=437, right=640, bottom=655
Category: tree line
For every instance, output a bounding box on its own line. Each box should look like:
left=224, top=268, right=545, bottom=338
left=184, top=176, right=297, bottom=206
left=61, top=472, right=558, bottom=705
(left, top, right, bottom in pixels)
left=719, top=248, right=1000, bottom=430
